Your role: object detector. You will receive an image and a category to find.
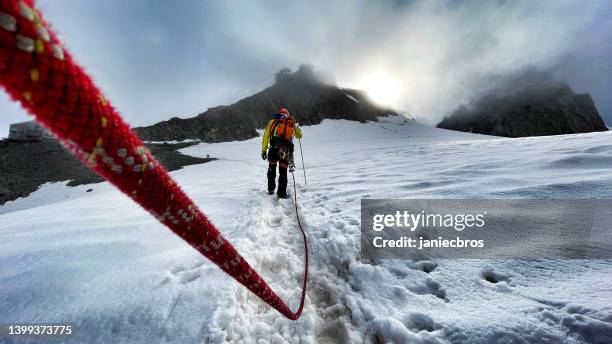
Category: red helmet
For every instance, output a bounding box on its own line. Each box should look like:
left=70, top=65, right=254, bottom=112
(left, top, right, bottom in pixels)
left=278, top=108, right=289, bottom=116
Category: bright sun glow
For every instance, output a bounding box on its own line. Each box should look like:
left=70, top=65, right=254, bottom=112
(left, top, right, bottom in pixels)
left=359, top=72, right=402, bottom=107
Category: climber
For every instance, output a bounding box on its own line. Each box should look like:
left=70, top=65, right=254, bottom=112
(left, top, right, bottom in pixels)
left=261, top=108, right=303, bottom=198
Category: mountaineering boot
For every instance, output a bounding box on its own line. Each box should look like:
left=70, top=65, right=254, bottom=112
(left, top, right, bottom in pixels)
left=267, top=164, right=276, bottom=194
left=277, top=166, right=288, bottom=198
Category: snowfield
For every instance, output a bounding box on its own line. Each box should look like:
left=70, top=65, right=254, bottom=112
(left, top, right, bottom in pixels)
left=1, top=117, right=612, bottom=343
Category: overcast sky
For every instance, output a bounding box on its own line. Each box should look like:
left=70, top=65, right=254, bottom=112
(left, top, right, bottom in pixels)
left=1, top=0, right=611, bottom=136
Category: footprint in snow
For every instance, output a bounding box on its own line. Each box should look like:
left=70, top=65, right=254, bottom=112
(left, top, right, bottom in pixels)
left=281, top=204, right=294, bottom=216
left=169, top=265, right=188, bottom=274
left=160, top=263, right=204, bottom=287
left=412, top=260, right=438, bottom=273
left=425, top=277, right=447, bottom=301
left=481, top=268, right=511, bottom=284
left=407, top=277, right=447, bottom=301
left=175, top=270, right=200, bottom=284
left=265, top=214, right=282, bottom=227
left=402, top=312, right=439, bottom=333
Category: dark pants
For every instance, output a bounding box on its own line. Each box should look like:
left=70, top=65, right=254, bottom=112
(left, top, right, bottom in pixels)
left=267, top=138, right=293, bottom=197
left=267, top=163, right=288, bottom=197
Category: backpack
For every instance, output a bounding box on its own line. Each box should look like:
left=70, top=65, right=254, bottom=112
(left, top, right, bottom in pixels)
left=270, top=117, right=295, bottom=141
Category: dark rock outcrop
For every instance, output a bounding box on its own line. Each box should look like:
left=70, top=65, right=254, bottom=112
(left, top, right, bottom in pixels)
left=0, top=140, right=213, bottom=205
left=134, top=65, right=396, bottom=142
left=437, top=80, right=608, bottom=137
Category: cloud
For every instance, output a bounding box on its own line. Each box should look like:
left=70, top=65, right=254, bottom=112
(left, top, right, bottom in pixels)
left=1, top=0, right=611, bottom=137
left=209, top=0, right=611, bottom=123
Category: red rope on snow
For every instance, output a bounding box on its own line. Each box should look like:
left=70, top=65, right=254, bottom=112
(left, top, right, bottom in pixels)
left=0, top=0, right=307, bottom=320
left=290, top=171, right=309, bottom=318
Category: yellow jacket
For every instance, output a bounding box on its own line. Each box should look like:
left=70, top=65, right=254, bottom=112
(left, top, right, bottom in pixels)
left=261, top=118, right=302, bottom=153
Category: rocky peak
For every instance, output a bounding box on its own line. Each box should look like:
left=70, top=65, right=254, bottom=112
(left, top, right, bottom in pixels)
left=135, top=66, right=396, bottom=142
left=437, top=72, right=608, bottom=137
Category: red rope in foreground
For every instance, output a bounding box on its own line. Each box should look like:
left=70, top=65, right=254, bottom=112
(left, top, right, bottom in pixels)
left=0, top=0, right=307, bottom=320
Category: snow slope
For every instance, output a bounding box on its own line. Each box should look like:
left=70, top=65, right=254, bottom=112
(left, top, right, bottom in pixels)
left=1, top=117, right=612, bottom=343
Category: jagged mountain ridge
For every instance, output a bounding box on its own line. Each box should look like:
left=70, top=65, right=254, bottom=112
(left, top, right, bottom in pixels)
left=134, top=65, right=397, bottom=142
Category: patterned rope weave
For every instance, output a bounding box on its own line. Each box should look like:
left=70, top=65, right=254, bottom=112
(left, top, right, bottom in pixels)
left=0, top=0, right=306, bottom=320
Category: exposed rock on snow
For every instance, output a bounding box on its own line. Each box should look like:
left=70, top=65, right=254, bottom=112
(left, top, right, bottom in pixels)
left=0, top=140, right=214, bottom=205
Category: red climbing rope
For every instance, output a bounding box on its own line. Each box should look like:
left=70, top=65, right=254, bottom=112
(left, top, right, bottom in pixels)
left=290, top=171, right=309, bottom=319
left=0, top=0, right=307, bottom=320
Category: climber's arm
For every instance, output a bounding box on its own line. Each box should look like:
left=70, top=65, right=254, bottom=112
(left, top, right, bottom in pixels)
left=262, top=120, right=273, bottom=152
left=294, top=125, right=302, bottom=139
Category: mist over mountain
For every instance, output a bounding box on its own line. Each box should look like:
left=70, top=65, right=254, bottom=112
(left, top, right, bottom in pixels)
left=134, top=65, right=397, bottom=142
left=437, top=70, right=608, bottom=137
left=2, top=0, right=611, bottom=135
